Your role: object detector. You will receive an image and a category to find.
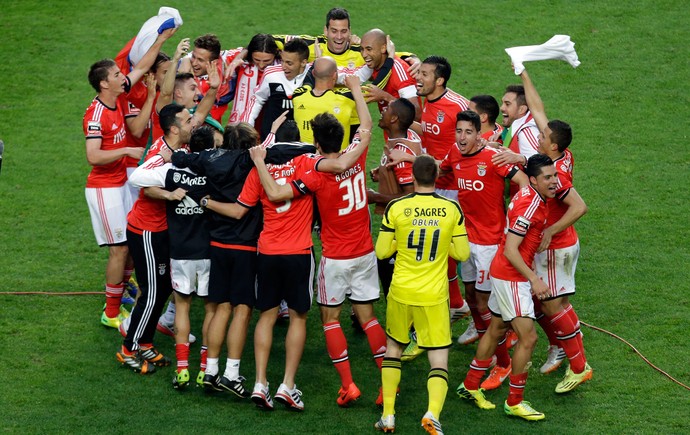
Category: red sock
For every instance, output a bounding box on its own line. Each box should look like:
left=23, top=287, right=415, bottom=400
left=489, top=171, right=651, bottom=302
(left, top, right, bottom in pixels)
left=200, top=345, right=208, bottom=371
left=104, top=283, right=124, bottom=317
left=362, top=318, right=387, bottom=369
left=464, top=358, right=492, bottom=390
left=121, top=345, right=134, bottom=356
left=534, top=299, right=559, bottom=346
left=564, top=304, right=585, bottom=355
left=476, top=310, right=491, bottom=337
left=494, top=336, right=511, bottom=368
left=549, top=310, right=586, bottom=373
left=323, top=322, right=353, bottom=387
left=448, top=259, right=465, bottom=308
left=176, top=343, right=190, bottom=372
left=122, top=268, right=133, bottom=285
left=507, top=372, right=528, bottom=406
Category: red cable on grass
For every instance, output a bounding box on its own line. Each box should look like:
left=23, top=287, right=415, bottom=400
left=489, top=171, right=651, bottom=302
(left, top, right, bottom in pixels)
left=0, top=291, right=102, bottom=295
left=580, top=321, right=690, bottom=391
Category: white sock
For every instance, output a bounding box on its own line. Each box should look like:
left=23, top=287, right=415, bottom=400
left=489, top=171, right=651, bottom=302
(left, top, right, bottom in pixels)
left=206, top=357, right=219, bottom=376
left=223, top=358, right=240, bottom=380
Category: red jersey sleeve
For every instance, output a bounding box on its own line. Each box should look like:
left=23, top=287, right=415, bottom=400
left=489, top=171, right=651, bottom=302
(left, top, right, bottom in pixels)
left=237, top=168, right=261, bottom=207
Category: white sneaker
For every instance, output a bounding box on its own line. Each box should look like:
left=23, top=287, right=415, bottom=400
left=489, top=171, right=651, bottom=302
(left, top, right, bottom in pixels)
left=251, top=382, right=274, bottom=410
left=457, top=319, right=479, bottom=345
left=156, top=321, right=196, bottom=343
left=421, top=411, right=444, bottom=435
left=540, top=345, right=566, bottom=374
left=450, top=300, right=470, bottom=324
left=278, top=300, right=289, bottom=320
left=374, top=415, right=395, bottom=432
left=275, top=383, right=304, bottom=411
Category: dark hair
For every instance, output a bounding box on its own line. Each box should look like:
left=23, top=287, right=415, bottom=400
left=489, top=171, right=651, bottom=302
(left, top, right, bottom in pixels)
left=275, top=120, right=301, bottom=142
left=150, top=52, right=171, bottom=74
left=88, top=59, right=117, bottom=92
left=326, top=7, right=350, bottom=28
left=159, top=103, right=185, bottom=135
left=222, top=122, right=258, bottom=150
left=422, top=56, right=451, bottom=88
left=470, top=94, right=500, bottom=124
left=391, top=98, right=416, bottom=131
left=189, top=125, right=215, bottom=152
left=525, top=153, right=554, bottom=178
left=247, top=34, right=279, bottom=62
left=547, top=119, right=572, bottom=152
left=412, top=154, right=438, bottom=187
left=174, top=72, right=195, bottom=91
left=504, top=85, right=527, bottom=107
left=282, top=38, right=310, bottom=61
left=194, top=34, right=221, bottom=60
left=456, top=110, right=481, bottom=133
left=311, top=113, right=344, bottom=153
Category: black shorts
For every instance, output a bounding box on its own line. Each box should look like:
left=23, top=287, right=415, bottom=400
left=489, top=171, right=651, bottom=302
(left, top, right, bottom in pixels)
left=208, top=246, right=257, bottom=306
left=256, top=252, right=314, bottom=314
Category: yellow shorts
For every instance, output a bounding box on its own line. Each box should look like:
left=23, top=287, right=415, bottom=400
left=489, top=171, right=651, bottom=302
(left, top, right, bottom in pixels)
left=385, top=297, right=452, bottom=349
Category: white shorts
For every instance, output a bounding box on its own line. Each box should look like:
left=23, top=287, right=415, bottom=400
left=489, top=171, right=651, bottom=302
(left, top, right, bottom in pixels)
left=460, top=243, right=498, bottom=292
left=171, top=258, right=211, bottom=296
left=126, top=166, right=141, bottom=211
left=534, top=241, right=579, bottom=298
left=85, top=185, right=132, bottom=246
left=435, top=188, right=459, bottom=201
left=488, top=277, right=535, bottom=322
left=316, top=252, right=380, bottom=306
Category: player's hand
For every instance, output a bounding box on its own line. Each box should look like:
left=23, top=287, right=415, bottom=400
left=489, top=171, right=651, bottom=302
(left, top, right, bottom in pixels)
left=158, top=145, right=173, bottom=162
left=207, top=60, right=221, bottom=89
left=537, top=227, right=554, bottom=253
left=362, top=84, right=388, bottom=103
left=167, top=187, right=187, bottom=201
left=488, top=130, right=502, bottom=142
left=158, top=27, right=177, bottom=42
left=407, top=56, right=421, bottom=77
left=314, top=41, right=323, bottom=58
left=175, top=38, right=190, bottom=59
left=370, top=167, right=380, bottom=182
left=530, top=277, right=550, bottom=300
left=270, top=110, right=289, bottom=136
left=249, top=145, right=267, bottom=163
left=350, top=34, right=361, bottom=45
left=343, top=74, right=361, bottom=91
left=386, top=35, right=395, bottom=58
left=144, top=74, right=157, bottom=96
left=224, top=50, right=247, bottom=81
left=491, top=148, right=524, bottom=167
left=126, top=147, right=145, bottom=160
left=385, top=148, right=413, bottom=167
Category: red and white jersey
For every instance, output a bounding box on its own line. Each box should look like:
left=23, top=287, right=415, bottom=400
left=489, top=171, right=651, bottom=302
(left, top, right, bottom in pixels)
left=481, top=123, right=504, bottom=141
left=228, top=57, right=280, bottom=124
left=440, top=145, right=519, bottom=245
left=507, top=112, right=540, bottom=158
left=83, top=95, right=129, bottom=188
left=126, top=137, right=170, bottom=233
left=547, top=149, right=578, bottom=249
left=293, top=142, right=373, bottom=260
left=490, top=185, right=548, bottom=282
left=371, top=57, right=417, bottom=114
left=380, top=130, right=421, bottom=186
left=238, top=155, right=314, bottom=255
left=193, top=48, right=240, bottom=122
left=420, top=89, right=469, bottom=190
left=124, top=94, right=156, bottom=168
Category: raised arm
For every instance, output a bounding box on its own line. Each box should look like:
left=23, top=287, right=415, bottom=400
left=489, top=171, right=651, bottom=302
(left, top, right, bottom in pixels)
left=157, top=38, right=190, bottom=112
left=128, top=28, right=176, bottom=86
left=520, top=68, right=548, bottom=133
left=126, top=74, right=157, bottom=137
left=191, top=60, right=220, bottom=126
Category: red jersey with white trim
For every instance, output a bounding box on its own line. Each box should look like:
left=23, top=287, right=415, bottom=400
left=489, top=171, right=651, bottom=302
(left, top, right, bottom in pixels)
left=293, top=142, right=373, bottom=259
left=83, top=95, right=129, bottom=188
left=508, top=112, right=539, bottom=157
left=440, top=145, right=519, bottom=245
left=237, top=155, right=314, bottom=255
left=371, top=57, right=418, bottom=114
left=126, top=137, right=170, bottom=233
left=228, top=57, right=279, bottom=124
left=420, top=89, right=469, bottom=190
left=380, top=130, right=421, bottom=186
left=481, top=123, right=504, bottom=141
left=124, top=95, right=156, bottom=168
left=490, top=185, right=548, bottom=282
left=547, top=148, right=578, bottom=249
left=194, top=49, right=239, bottom=122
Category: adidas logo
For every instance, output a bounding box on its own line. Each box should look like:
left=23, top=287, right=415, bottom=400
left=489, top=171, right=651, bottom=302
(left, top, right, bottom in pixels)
left=112, top=123, right=119, bottom=129
left=276, top=85, right=284, bottom=92
left=297, top=104, right=305, bottom=109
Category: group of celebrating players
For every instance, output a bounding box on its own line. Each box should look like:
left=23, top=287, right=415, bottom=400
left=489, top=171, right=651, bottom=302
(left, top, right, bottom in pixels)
left=82, top=6, right=591, bottom=434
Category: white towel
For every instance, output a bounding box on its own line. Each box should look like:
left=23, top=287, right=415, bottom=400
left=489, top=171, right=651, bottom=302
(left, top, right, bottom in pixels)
left=129, top=7, right=184, bottom=66
left=505, top=35, right=580, bottom=75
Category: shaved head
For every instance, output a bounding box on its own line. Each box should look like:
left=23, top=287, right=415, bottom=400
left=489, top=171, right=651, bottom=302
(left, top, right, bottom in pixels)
left=313, top=56, right=337, bottom=79
left=362, top=28, right=387, bottom=46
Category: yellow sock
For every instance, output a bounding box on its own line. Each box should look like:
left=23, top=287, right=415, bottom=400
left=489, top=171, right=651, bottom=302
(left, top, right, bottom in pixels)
left=381, top=358, right=402, bottom=416
left=427, top=367, right=448, bottom=418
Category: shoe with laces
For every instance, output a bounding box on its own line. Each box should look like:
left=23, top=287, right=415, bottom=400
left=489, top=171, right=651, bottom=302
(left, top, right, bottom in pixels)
left=421, top=411, right=444, bottom=435
left=555, top=363, right=593, bottom=393
left=480, top=363, right=511, bottom=390
left=374, top=415, right=395, bottom=433
left=101, top=309, right=125, bottom=329
left=336, top=382, right=361, bottom=407
left=504, top=400, right=545, bottom=421
left=457, top=320, right=479, bottom=345
left=203, top=373, right=223, bottom=392
left=275, top=383, right=304, bottom=411
left=218, top=375, right=250, bottom=398
left=116, top=350, right=155, bottom=374
left=155, top=321, right=196, bottom=344
left=505, top=330, right=519, bottom=350
left=540, top=345, right=566, bottom=374
left=172, top=369, right=190, bottom=389
left=450, top=301, right=470, bottom=324
left=251, top=382, right=274, bottom=410
left=278, top=300, right=289, bottom=320
left=456, top=382, right=495, bottom=410
left=139, top=346, right=171, bottom=367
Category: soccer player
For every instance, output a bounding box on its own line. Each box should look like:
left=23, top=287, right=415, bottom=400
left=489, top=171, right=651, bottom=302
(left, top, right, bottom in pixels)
left=439, top=110, right=528, bottom=391
left=84, top=28, right=174, bottom=329
left=456, top=154, right=558, bottom=421
left=241, top=38, right=312, bottom=140
left=292, top=56, right=356, bottom=150
left=491, top=84, right=541, bottom=169
left=374, top=154, right=470, bottom=434
left=468, top=94, right=504, bottom=141
left=519, top=67, right=591, bottom=388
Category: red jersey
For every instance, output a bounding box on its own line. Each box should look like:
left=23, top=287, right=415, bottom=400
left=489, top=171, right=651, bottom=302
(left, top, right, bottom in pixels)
left=294, top=145, right=373, bottom=259
left=83, top=95, right=129, bottom=188
left=124, top=95, right=156, bottom=168
left=420, top=89, right=469, bottom=190
left=371, top=57, right=418, bottom=114
left=126, top=137, right=169, bottom=233
left=238, top=155, right=314, bottom=255
left=490, top=185, right=548, bottom=282
left=547, top=149, right=578, bottom=249
left=380, top=130, right=421, bottom=186
left=440, top=145, right=519, bottom=245
left=194, top=49, right=239, bottom=122
left=481, top=123, right=504, bottom=141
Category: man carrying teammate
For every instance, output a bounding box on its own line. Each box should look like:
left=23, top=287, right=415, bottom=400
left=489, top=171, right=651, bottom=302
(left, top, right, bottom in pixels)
left=374, top=155, right=470, bottom=435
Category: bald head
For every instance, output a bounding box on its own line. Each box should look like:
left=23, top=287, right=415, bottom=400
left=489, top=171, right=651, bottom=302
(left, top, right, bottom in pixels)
left=362, top=28, right=387, bottom=46
left=360, top=29, right=389, bottom=70
left=313, top=56, right=337, bottom=79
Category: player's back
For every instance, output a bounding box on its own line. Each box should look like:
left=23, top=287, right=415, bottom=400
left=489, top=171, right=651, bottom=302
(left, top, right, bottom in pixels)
left=292, top=86, right=355, bottom=150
